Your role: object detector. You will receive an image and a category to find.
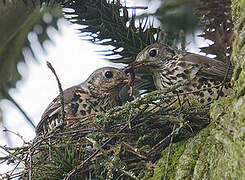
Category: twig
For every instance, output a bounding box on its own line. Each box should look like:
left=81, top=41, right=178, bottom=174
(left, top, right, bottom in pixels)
left=121, top=141, right=147, bottom=160
left=9, top=161, right=21, bottom=177
left=163, top=124, right=175, bottom=180
left=63, top=104, right=149, bottom=180
left=0, top=146, right=25, bottom=165
left=3, top=128, right=29, bottom=144
left=147, top=121, right=189, bottom=157
left=46, top=61, right=66, bottom=125
left=106, top=80, right=188, bottom=119
left=126, top=6, right=148, bottom=9
left=145, top=98, right=178, bottom=117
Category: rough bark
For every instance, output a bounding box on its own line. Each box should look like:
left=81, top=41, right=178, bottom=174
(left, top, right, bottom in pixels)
left=144, top=0, right=245, bottom=179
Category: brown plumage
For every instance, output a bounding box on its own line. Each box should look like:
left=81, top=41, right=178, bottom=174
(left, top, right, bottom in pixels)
left=126, top=43, right=233, bottom=104
left=36, top=67, right=128, bottom=134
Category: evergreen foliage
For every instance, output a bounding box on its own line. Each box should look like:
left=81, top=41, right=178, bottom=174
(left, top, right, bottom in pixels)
left=0, top=0, right=62, bottom=127
left=0, top=0, right=237, bottom=179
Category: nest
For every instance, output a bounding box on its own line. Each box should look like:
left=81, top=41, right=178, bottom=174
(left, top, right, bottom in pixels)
left=0, top=81, right=213, bottom=180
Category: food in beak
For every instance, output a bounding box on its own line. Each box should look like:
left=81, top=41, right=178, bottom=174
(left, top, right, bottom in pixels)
left=124, top=66, right=136, bottom=97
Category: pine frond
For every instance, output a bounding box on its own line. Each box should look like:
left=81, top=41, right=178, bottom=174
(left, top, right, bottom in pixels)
left=0, top=1, right=62, bottom=128
left=196, top=0, right=233, bottom=62
left=62, top=0, right=159, bottom=63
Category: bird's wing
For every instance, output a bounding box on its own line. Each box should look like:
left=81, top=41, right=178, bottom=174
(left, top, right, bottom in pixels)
left=36, top=86, right=86, bottom=133
left=182, top=53, right=232, bottom=81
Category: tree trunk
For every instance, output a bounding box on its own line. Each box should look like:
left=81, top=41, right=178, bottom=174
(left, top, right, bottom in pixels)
left=145, top=0, right=245, bottom=179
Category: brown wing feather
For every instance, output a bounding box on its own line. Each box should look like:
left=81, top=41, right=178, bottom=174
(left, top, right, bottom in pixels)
left=36, top=85, right=87, bottom=133
left=182, top=53, right=232, bottom=81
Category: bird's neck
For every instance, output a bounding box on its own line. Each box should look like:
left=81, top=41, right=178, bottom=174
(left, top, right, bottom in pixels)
left=152, top=58, right=180, bottom=89
left=152, top=72, right=164, bottom=90
left=87, top=84, right=122, bottom=108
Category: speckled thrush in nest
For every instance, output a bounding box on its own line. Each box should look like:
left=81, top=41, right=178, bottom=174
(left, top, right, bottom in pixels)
left=125, top=43, right=233, bottom=104
left=36, top=67, right=128, bottom=134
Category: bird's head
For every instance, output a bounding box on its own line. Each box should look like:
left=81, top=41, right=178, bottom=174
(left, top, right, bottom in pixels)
left=132, top=43, right=176, bottom=72
left=86, top=67, right=128, bottom=93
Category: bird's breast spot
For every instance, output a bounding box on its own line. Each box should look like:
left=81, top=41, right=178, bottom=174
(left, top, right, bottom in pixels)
left=199, top=92, right=204, bottom=97
left=208, top=89, right=214, bottom=95
left=183, top=69, right=190, bottom=74
left=80, top=110, right=86, bottom=116
left=70, top=103, right=79, bottom=116
left=207, top=97, right=212, bottom=102
left=200, top=98, right=205, bottom=103
left=71, top=93, right=81, bottom=102
left=197, top=84, right=203, bottom=90
left=87, top=107, right=92, bottom=114
left=225, top=83, right=232, bottom=89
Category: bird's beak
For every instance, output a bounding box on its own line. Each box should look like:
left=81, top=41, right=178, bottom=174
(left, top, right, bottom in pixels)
left=131, top=62, right=144, bottom=69
left=123, top=79, right=129, bottom=83
left=123, top=62, right=143, bottom=74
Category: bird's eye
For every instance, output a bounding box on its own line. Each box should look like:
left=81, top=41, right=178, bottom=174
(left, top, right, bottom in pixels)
left=104, top=71, right=113, bottom=78
left=149, top=49, right=157, bottom=57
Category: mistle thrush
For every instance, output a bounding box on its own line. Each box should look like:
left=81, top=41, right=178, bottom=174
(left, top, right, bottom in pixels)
left=126, top=43, right=233, bottom=104
left=36, top=67, right=128, bottom=134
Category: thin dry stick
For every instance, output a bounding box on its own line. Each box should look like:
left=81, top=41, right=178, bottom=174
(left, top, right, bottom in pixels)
left=9, top=161, right=21, bottom=178
left=163, top=124, right=175, bottom=180
left=30, top=134, right=56, bottom=151
left=46, top=61, right=65, bottom=160
left=147, top=121, right=189, bottom=157
left=3, top=128, right=29, bottom=144
left=147, top=98, right=178, bottom=115
left=0, top=146, right=25, bottom=164
left=46, top=61, right=65, bottom=124
left=126, top=6, right=148, bottom=9
left=121, top=141, right=147, bottom=160
left=64, top=104, right=149, bottom=180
